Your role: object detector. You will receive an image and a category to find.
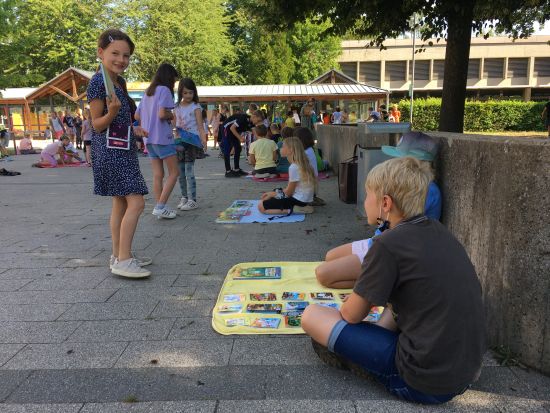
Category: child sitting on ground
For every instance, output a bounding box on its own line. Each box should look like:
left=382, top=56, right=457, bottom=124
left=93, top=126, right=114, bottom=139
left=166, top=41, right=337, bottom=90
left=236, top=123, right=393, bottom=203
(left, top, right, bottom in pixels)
left=248, top=124, right=278, bottom=178
left=258, top=137, right=315, bottom=215
left=19, top=132, right=38, bottom=154
left=35, top=135, right=70, bottom=167
left=301, top=156, right=486, bottom=405
left=315, top=132, right=442, bottom=289
left=269, top=123, right=281, bottom=143
left=294, top=127, right=325, bottom=206
left=275, top=126, right=294, bottom=175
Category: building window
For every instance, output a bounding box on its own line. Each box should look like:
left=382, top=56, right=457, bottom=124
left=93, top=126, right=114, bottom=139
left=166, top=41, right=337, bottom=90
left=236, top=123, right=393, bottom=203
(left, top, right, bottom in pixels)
left=359, top=61, right=381, bottom=83
left=340, top=62, right=357, bottom=80
left=483, top=58, right=504, bottom=79
left=433, top=60, right=445, bottom=80
left=385, top=61, right=406, bottom=81
left=408, top=60, right=429, bottom=80
left=534, top=57, right=550, bottom=77
left=507, top=58, right=528, bottom=78
left=468, top=59, right=480, bottom=79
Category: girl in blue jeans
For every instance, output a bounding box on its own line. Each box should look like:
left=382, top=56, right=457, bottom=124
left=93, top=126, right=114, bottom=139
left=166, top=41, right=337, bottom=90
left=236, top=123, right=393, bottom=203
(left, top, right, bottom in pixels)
left=174, top=78, right=207, bottom=210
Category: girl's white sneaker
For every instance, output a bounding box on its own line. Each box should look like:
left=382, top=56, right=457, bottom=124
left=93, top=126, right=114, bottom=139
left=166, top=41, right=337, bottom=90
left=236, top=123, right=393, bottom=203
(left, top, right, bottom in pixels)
left=177, top=197, right=188, bottom=210
left=152, top=207, right=177, bottom=219
left=181, top=199, right=198, bottom=210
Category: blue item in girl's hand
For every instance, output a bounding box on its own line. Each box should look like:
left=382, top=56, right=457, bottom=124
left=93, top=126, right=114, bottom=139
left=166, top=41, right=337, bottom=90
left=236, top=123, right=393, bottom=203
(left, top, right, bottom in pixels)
left=177, top=128, right=202, bottom=148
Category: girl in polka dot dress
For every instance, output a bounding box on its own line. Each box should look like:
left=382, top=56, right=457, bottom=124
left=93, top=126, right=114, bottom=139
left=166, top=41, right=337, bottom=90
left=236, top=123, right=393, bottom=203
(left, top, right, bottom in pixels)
left=87, top=29, right=152, bottom=279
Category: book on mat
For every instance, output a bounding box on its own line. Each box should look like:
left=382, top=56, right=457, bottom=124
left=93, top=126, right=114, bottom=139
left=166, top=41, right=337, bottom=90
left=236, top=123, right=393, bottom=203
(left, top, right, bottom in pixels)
left=284, top=301, right=309, bottom=312
left=246, top=303, right=282, bottom=314
left=217, top=304, right=242, bottom=313
left=310, top=292, right=335, bottom=300
left=225, top=317, right=250, bottom=327
left=250, top=317, right=281, bottom=328
left=232, top=266, right=282, bottom=280
left=282, top=292, right=305, bottom=300
left=223, top=294, right=246, bottom=302
left=249, top=293, right=277, bottom=301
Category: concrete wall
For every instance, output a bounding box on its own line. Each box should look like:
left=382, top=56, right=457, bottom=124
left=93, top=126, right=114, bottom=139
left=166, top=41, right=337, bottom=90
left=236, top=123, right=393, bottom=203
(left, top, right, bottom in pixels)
left=316, top=125, right=550, bottom=375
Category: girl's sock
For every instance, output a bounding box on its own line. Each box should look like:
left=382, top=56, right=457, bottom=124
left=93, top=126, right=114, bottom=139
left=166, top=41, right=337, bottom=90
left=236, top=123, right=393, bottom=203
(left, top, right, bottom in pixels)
left=155, top=203, right=166, bottom=210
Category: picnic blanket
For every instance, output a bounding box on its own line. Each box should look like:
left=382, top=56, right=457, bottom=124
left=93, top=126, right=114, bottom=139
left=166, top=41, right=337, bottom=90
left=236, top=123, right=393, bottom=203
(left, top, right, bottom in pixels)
left=212, top=261, right=383, bottom=335
left=216, top=200, right=305, bottom=224
left=245, top=171, right=330, bottom=182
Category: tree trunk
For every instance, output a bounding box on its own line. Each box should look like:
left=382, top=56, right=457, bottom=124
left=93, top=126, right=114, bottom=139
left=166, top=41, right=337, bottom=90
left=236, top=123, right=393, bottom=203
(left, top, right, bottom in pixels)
left=438, top=4, right=475, bottom=132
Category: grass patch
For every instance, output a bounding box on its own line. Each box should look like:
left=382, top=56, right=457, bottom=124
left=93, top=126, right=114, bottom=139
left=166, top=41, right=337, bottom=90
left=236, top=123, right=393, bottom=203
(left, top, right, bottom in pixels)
left=123, top=395, right=139, bottom=403
left=491, top=345, right=525, bottom=367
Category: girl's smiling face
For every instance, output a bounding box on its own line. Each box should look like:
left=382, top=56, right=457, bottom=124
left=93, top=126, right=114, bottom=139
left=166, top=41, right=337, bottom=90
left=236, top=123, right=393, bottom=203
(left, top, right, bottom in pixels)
left=98, top=40, right=131, bottom=76
left=181, top=87, right=195, bottom=103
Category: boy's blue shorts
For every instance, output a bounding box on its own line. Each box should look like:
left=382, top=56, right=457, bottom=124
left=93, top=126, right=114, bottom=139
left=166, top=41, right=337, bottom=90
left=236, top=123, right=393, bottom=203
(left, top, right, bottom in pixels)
left=328, top=320, right=466, bottom=404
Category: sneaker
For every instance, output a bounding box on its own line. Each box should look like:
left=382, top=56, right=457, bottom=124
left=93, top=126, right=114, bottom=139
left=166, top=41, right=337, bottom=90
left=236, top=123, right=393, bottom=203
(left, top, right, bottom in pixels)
left=310, top=196, right=326, bottom=207
left=294, top=205, right=314, bottom=214
left=110, top=254, right=152, bottom=270
left=254, top=172, right=270, bottom=178
left=225, top=170, right=239, bottom=178
left=177, top=197, right=188, bottom=210
left=111, top=258, right=151, bottom=278
left=235, top=169, right=249, bottom=176
left=181, top=199, right=198, bottom=210
left=152, top=207, right=177, bottom=219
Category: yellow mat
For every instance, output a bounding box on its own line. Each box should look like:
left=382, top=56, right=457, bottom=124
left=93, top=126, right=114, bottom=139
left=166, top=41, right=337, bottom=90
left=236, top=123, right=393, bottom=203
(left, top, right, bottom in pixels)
left=212, top=261, right=382, bottom=335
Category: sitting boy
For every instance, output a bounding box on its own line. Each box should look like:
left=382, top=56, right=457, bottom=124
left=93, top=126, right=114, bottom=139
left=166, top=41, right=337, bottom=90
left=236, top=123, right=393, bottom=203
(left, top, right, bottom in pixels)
left=248, top=124, right=278, bottom=178
left=301, top=156, right=486, bottom=404
left=19, top=132, right=38, bottom=154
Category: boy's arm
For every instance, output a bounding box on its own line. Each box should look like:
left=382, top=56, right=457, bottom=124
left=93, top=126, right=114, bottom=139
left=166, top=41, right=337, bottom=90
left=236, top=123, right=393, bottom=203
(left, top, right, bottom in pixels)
left=272, top=149, right=278, bottom=161
left=248, top=153, right=256, bottom=166
left=340, top=292, right=372, bottom=324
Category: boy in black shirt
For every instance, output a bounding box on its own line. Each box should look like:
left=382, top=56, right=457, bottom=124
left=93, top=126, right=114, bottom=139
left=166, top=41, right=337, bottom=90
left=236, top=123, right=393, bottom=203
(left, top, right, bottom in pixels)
left=301, top=157, right=486, bottom=404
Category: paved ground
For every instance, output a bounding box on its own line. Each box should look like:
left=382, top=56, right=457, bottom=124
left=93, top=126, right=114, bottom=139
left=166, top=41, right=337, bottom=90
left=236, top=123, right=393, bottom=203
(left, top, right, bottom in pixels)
left=0, top=150, right=548, bottom=412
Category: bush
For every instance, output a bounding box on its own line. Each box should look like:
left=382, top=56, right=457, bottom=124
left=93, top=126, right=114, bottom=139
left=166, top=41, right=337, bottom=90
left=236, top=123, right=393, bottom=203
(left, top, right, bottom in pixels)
left=397, top=99, right=546, bottom=132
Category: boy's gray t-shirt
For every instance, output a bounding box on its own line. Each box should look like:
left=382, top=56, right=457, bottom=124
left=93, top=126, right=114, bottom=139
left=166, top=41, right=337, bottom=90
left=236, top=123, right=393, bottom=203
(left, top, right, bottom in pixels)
left=354, top=216, right=486, bottom=395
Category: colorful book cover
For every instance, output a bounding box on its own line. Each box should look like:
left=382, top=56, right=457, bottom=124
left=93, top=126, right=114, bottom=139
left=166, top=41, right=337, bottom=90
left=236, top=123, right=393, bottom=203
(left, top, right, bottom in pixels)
left=246, top=303, right=282, bottom=314
left=285, top=301, right=309, bottom=312
left=338, top=293, right=351, bottom=301
left=225, top=317, right=250, bottom=327
left=285, top=315, right=302, bottom=327
left=217, top=304, right=242, bottom=313
left=365, top=306, right=384, bottom=323
left=250, top=317, right=281, bottom=328
left=176, top=128, right=203, bottom=148
left=99, top=63, right=115, bottom=100
left=319, top=302, right=339, bottom=309
left=282, top=292, right=305, bottom=300
left=249, top=293, right=277, bottom=301
left=223, top=294, right=245, bottom=303
left=310, top=292, right=335, bottom=300
left=232, top=266, right=282, bottom=280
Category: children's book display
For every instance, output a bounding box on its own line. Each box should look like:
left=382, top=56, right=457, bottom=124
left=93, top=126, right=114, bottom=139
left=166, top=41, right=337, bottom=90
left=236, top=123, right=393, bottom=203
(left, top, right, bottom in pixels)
left=212, top=262, right=384, bottom=335
left=215, top=200, right=254, bottom=223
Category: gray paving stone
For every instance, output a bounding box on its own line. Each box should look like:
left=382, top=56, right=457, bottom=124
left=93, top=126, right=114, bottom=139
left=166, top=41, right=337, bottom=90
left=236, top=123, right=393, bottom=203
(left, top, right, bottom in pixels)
left=2, top=342, right=128, bottom=370
left=0, top=404, right=83, bottom=413
left=0, top=279, right=33, bottom=292
left=58, top=301, right=157, bottom=321
left=80, top=401, right=216, bottom=412
left=150, top=299, right=213, bottom=318
left=96, top=274, right=178, bottom=289
left=66, top=319, right=175, bottom=342
left=510, top=366, right=550, bottom=401
left=172, top=274, right=225, bottom=286
left=0, top=268, right=70, bottom=280
left=6, top=366, right=267, bottom=403
left=20, top=274, right=107, bottom=291
left=217, top=400, right=357, bottom=413
left=0, top=370, right=32, bottom=403
left=192, top=284, right=224, bottom=299
left=107, top=287, right=196, bottom=302
left=230, top=337, right=322, bottom=366
left=168, top=317, right=231, bottom=340
left=115, top=339, right=233, bottom=368
left=0, top=289, right=117, bottom=305
left=0, top=344, right=25, bottom=366
left=0, top=322, right=81, bottom=344
left=472, top=366, right=532, bottom=397
left=355, top=397, right=497, bottom=412
left=0, top=304, right=72, bottom=322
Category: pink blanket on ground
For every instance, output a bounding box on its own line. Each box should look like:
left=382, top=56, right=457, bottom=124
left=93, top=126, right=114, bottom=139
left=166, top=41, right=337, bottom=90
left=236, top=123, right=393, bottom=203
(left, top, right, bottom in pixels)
left=33, top=162, right=89, bottom=168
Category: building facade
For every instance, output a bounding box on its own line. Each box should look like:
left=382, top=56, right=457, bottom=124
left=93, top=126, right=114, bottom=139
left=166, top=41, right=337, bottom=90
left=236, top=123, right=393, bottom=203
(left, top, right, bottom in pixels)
left=338, top=35, right=550, bottom=101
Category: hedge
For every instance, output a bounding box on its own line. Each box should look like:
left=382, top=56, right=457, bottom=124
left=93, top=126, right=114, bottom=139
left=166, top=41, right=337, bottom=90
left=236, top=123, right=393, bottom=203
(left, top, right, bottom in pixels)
left=397, top=98, right=547, bottom=132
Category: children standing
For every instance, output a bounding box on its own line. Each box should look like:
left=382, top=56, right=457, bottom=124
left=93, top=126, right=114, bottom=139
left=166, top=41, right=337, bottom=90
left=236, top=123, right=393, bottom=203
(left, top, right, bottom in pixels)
left=87, top=29, right=151, bottom=279
left=81, top=108, right=92, bottom=165
left=174, top=77, right=208, bottom=211
left=258, top=137, right=315, bottom=215
left=136, top=63, right=179, bottom=219
left=248, top=124, right=278, bottom=178
left=302, top=157, right=486, bottom=404
left=44, top=126, right=53, bottom=141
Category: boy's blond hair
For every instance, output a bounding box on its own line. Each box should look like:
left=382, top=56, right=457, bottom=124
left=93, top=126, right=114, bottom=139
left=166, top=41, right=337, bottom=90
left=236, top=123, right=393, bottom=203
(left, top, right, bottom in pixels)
left=366, top=157, right=431, bottom=219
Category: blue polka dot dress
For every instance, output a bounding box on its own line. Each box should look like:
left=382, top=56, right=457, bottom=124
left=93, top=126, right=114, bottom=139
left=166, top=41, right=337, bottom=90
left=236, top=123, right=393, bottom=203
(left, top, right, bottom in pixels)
left=87, top=72, right=148, bottom=197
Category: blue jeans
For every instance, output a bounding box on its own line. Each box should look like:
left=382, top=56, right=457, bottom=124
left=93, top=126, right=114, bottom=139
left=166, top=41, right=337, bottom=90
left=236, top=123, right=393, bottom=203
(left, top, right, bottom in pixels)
left=328, top=320, right=466, bottom=404
left=178, top=161, right=196, bottom=200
